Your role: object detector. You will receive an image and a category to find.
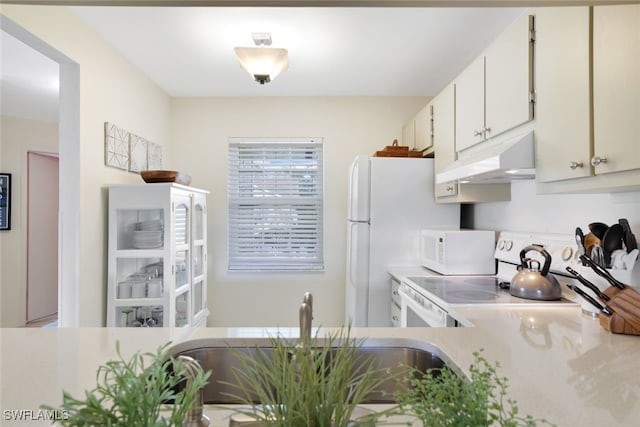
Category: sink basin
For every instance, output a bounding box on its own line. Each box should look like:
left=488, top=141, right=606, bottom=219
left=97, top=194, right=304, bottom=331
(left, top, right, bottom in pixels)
left=167, top=337, right=452, bottom=404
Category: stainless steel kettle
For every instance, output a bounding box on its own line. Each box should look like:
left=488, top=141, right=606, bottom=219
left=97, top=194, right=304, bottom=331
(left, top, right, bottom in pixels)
left=510, top=245, right=562, bottom=301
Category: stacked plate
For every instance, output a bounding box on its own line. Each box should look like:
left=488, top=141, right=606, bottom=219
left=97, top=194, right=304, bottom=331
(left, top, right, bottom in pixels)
left=133, top=220, right=163, bottom=249
left=136, top=219, right=163, bottom=231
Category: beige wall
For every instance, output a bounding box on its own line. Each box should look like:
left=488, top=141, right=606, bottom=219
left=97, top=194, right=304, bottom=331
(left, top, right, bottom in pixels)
left=2, top=6, right=426, bottom=327
left=2, top=5, right=172, bottom=326
left=0, top=116, right=58, bottom=327
left=170, top=97, right=428, bottom=327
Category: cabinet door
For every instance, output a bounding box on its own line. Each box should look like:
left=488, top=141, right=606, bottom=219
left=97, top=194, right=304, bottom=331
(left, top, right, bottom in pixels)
left=433, top=84, right=458, bottom=198
left=455, top=56, right=485, bottom=152
left=173, top=193, right=191, bottom=327
left=191, top=193, right=207, bottom=323
left=535, top=7, right=591, bottom=182
left=593, top=4, right=640, bottom=175
left=485, top=13, right=534, bottom=139
left=414, top=104, right=432, bottom=152
left=402, top=120, right=415, bottom=149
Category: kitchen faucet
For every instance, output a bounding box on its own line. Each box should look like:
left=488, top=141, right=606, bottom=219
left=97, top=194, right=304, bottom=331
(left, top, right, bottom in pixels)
left=178, top=355, right=210, bottom=427
left=298, top=292, right=313, bottom=353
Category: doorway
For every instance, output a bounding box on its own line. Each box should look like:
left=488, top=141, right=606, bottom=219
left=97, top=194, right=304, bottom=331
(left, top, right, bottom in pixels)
left=1, top=15, right=81, bottom=327
left=26, top=152, right=59, bottom=324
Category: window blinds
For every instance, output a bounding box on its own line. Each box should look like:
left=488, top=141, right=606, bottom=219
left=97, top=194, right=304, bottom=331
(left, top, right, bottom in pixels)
left=228, top=139, right=324, bottom=271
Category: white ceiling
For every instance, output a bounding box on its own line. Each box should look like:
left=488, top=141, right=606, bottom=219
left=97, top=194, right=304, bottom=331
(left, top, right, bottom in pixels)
left=1, top=6, right=526, bottom=120
left=1, top=31, right=60, bottom=122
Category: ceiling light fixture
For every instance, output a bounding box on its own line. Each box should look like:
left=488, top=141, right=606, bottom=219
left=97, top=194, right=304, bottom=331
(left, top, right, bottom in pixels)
left=234, top=33, right=289, bottom=85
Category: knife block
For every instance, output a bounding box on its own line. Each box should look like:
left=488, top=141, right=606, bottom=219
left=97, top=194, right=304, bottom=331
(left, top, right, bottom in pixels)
left=599, top=285, right=640, bottom=336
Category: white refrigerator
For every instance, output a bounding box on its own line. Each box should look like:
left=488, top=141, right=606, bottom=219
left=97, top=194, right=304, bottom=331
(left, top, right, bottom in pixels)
left=345, top=156, right=461, bottom=327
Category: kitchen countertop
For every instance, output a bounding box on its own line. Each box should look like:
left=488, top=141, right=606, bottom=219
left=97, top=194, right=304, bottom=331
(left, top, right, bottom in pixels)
left=2, top=307, right=640, bottom=426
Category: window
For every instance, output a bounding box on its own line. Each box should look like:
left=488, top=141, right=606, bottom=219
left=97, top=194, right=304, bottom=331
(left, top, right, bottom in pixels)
left=228, top=138, right=324, bottom=271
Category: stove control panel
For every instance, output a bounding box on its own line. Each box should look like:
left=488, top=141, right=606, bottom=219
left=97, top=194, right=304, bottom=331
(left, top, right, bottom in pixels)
left=495, top=231, right=578, bottom=274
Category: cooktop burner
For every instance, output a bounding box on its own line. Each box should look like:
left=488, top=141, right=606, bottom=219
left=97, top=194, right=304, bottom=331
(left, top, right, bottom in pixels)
left=405, top=276, right=501, bottom=304
left=404, top=275, right=576, bottom=307
left=446, top=289, right=498, bottom=303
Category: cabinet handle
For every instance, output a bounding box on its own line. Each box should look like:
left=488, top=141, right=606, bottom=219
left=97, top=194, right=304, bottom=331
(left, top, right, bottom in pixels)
left=446, top=185, right=454, bottom=192
left=392, top=316, right=399, bottom=321
left=569, top=161, right=584, bottom=170
left=473, top=127, right=491, bottom=138
left=591, top=156, right=608, bottom=167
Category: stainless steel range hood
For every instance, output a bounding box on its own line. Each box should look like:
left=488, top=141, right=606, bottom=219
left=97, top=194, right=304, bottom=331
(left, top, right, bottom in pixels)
left=436, top=131, right=535, bottom=184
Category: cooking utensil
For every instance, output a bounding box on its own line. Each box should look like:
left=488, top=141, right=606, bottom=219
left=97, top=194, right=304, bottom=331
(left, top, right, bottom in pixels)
left=590, top=244, right=606, bottom=268
left=602, top=224, right=624, bottom=267
left=567, top=285, right=612, bottom=316
left=510, top=245, right=562, bottom=300
left=583, top=232, right=600, bottom=257
left=565, top=266, right=610, bottom=301
left=610, top=249, right=627, bottom=270
left=588, top=222, right=609, bottom=241
left=618, top=218, right=638, bottom=252
left=575, top=227, right=586, bottom=261
left=579, top=254, right=626, bottom=289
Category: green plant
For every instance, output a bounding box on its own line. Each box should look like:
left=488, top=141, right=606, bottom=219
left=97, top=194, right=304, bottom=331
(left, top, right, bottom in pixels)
left=396, top=349, right=554, bottom=427
left=42, top=341, right=211, bottom=427
left=221, top=328, right=401, bottom=426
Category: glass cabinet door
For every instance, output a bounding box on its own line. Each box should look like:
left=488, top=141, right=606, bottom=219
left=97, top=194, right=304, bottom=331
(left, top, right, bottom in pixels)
left=194, top=204, right=204, bottom=241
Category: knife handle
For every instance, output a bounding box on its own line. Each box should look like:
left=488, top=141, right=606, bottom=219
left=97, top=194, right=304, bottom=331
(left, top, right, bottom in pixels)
left=579, top=254, right=626, bottom=289
left=565, top=266, right=610, bottom=301
left=568, top=285, right=612, bottom=316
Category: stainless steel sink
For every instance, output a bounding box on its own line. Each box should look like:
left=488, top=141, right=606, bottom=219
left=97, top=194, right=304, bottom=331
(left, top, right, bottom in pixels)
left=167, top=337, right=452, bottom=404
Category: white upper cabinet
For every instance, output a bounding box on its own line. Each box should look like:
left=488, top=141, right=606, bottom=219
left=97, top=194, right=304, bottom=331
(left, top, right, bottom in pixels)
left=414, top=104, right=432, bottom=153
left=535, top=4, right=640, bottom=191
left=401, top=120, right=415, bottom=151
left=433, top=85, right=458, bottom=198
left=592, top=4, right=640, bottom=175
left=402, top=104, right=434, bottom=155
left=432, top=83, right=511, bottom=203
left=485, top=13, right=534, bottom=141
left=535, top=6, right=591, bottom=182
left=455, top=12, right=534, bottom=153
left=455, top=56, right=486, bottom=152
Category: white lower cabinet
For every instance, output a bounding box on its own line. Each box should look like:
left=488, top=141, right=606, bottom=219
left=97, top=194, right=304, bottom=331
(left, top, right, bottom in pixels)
left=106, top=183, right=209, bottom=328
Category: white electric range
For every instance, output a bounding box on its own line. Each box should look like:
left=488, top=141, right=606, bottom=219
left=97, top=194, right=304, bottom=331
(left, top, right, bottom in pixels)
left=398, top=231, right=583, bottom=327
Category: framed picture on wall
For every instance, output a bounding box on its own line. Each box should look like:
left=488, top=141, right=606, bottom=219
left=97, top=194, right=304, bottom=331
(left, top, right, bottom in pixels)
left=0, top=173, right=11, bottom=230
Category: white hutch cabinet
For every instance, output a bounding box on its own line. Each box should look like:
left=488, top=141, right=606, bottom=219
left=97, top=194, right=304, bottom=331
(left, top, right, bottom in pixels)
left=106, top=183, right=209, bottom=328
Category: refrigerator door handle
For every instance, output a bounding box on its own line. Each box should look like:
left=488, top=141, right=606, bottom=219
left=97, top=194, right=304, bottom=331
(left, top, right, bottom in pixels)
left=348, top=222, right=358, bottom=286
left=347, top=221, right=369, bottom=287
left=348, top=159, right=358, bottom=220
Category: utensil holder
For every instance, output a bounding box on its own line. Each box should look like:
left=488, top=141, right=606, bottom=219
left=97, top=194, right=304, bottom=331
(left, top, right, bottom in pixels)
left=599, top=285, right=640, bottom=336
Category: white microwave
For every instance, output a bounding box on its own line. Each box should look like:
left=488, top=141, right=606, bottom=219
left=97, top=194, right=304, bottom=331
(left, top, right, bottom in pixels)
left=420, top=229, right=496, bottom=275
